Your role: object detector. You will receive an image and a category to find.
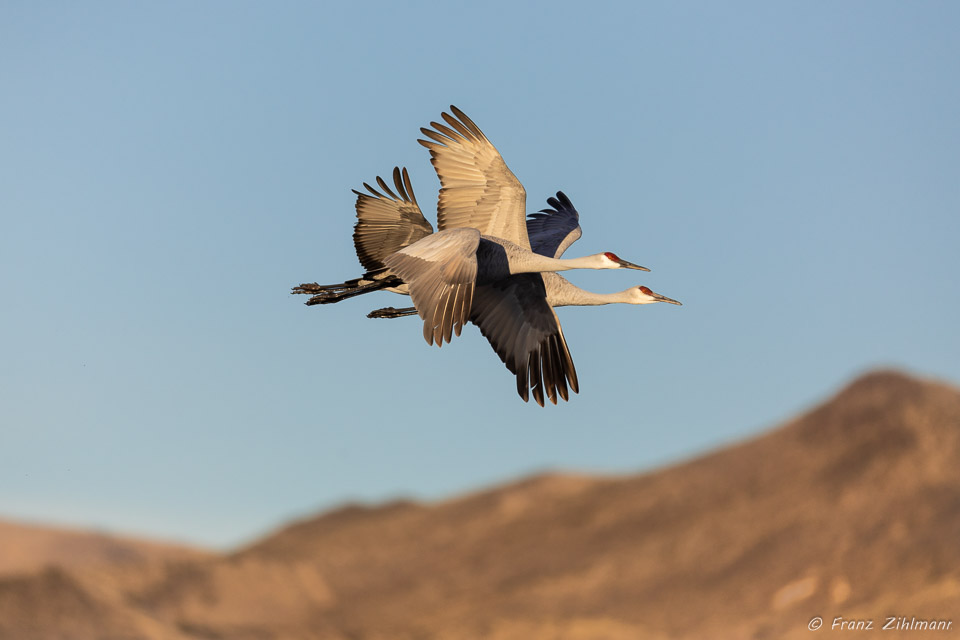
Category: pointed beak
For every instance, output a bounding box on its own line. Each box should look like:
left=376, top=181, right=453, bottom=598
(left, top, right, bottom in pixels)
left=652, top=292, right=682, bottom=305
left=618, top=259, right=650, bottom=272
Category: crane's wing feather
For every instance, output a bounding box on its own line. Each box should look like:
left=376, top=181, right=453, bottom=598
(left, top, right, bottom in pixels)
left=353, top=167, right=434, bottom=272
left=418, top=106, right=530, bottom=249
left=469, top=274, right=579, bottom=407
left=383, top=228, right=479, bottom=347
left=526, top=191, right=582, bottom=259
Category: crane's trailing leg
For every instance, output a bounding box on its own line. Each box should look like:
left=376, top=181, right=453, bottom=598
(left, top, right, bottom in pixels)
left=291, top=271, right=403, bottom=306
left=292, top=282, right=354, bottom=294
left=367, top=306, right=417, bottom=319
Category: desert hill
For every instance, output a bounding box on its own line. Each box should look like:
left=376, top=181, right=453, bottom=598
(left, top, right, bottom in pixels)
left=0, top=522, right=209, bottom=640
left=1, top=370, right=958, bottom=639
left=0, top=519, right=208, bottom=577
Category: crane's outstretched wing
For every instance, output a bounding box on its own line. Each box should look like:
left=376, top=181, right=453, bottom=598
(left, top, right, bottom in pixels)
left=352, top=167, right=434, bottom=272
left=526, top=191, right=582, bottom=259
left=383, top=228, right=480, bottom=347
left=418, top=106, right=530, bottom=249
left=470, top=274, right=579, bottom=407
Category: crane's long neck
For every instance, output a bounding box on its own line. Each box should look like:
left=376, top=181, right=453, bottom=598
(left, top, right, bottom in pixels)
left=477, top=237, right=606, bottom=281
left=544, top=274, right=634, bottom=307
left=510, top=252, right=601, bottom=274
left=552, top=289, right=633, bottom=307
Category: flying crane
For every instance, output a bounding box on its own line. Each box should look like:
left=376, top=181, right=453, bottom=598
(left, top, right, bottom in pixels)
left=296, top=107, right=647, bottom=346
left=294, top=107, right=680, bottom=404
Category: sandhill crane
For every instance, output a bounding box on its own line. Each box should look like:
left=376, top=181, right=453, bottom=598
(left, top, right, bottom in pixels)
left=363, top=191, right=679, bottom=319
left=295, top=169, right=680, bottom=406
left=295, top=106, right=648, bottom=348
left=293, top=172, right=592, bottom=309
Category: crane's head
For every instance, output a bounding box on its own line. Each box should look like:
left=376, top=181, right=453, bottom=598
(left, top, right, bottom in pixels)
left=628, top=285, right=682, bottom=306
left=599, top=252, right=649, bottom=271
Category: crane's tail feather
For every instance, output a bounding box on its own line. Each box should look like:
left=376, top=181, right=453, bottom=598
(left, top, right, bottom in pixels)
left=367, top=306, right=418, bottom=319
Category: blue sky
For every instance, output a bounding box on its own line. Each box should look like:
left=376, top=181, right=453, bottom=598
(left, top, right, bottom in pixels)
left=2, top=2, right=958, bottom=548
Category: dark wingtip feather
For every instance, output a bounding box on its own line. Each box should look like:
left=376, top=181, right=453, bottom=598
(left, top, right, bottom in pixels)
left=431, top=119, right=464, bottom=142
left=422, top=127, right=455, bottom=145
left=400, top=167, right=418, bottom=206
left=448, top=105, right=485, bottom=139
left=567, top=359, right=580, bottom=394
left=418, top=138, right=443, bottom=152
left=530, top=351, right=545, bottom=407
left=517, top=359, right=530, bottom=402
left=423, top=319, right=435, bottom=347
left=548, top=335, right=569, bottom=402
left=375, top=175, right=398, bottom=200
left=440, top=111, right=473, bottom=140
left=362, top=182, right=383, bottom=198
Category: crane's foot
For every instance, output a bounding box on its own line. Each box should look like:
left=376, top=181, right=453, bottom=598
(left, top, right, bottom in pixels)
left=292, top=283, right=323, bottom=294
left=293, top=282, right=353, bottom=295
left=367, top=306, right=418, bottom=319
left=301, top=279, right=397, bottom=306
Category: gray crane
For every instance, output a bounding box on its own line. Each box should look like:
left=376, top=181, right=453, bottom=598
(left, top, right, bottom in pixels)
left=296, top=106, right=648, bottom=350
left=361, top=190, right=678, bottom=320
left=295, top=167, right=680, bottom=406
